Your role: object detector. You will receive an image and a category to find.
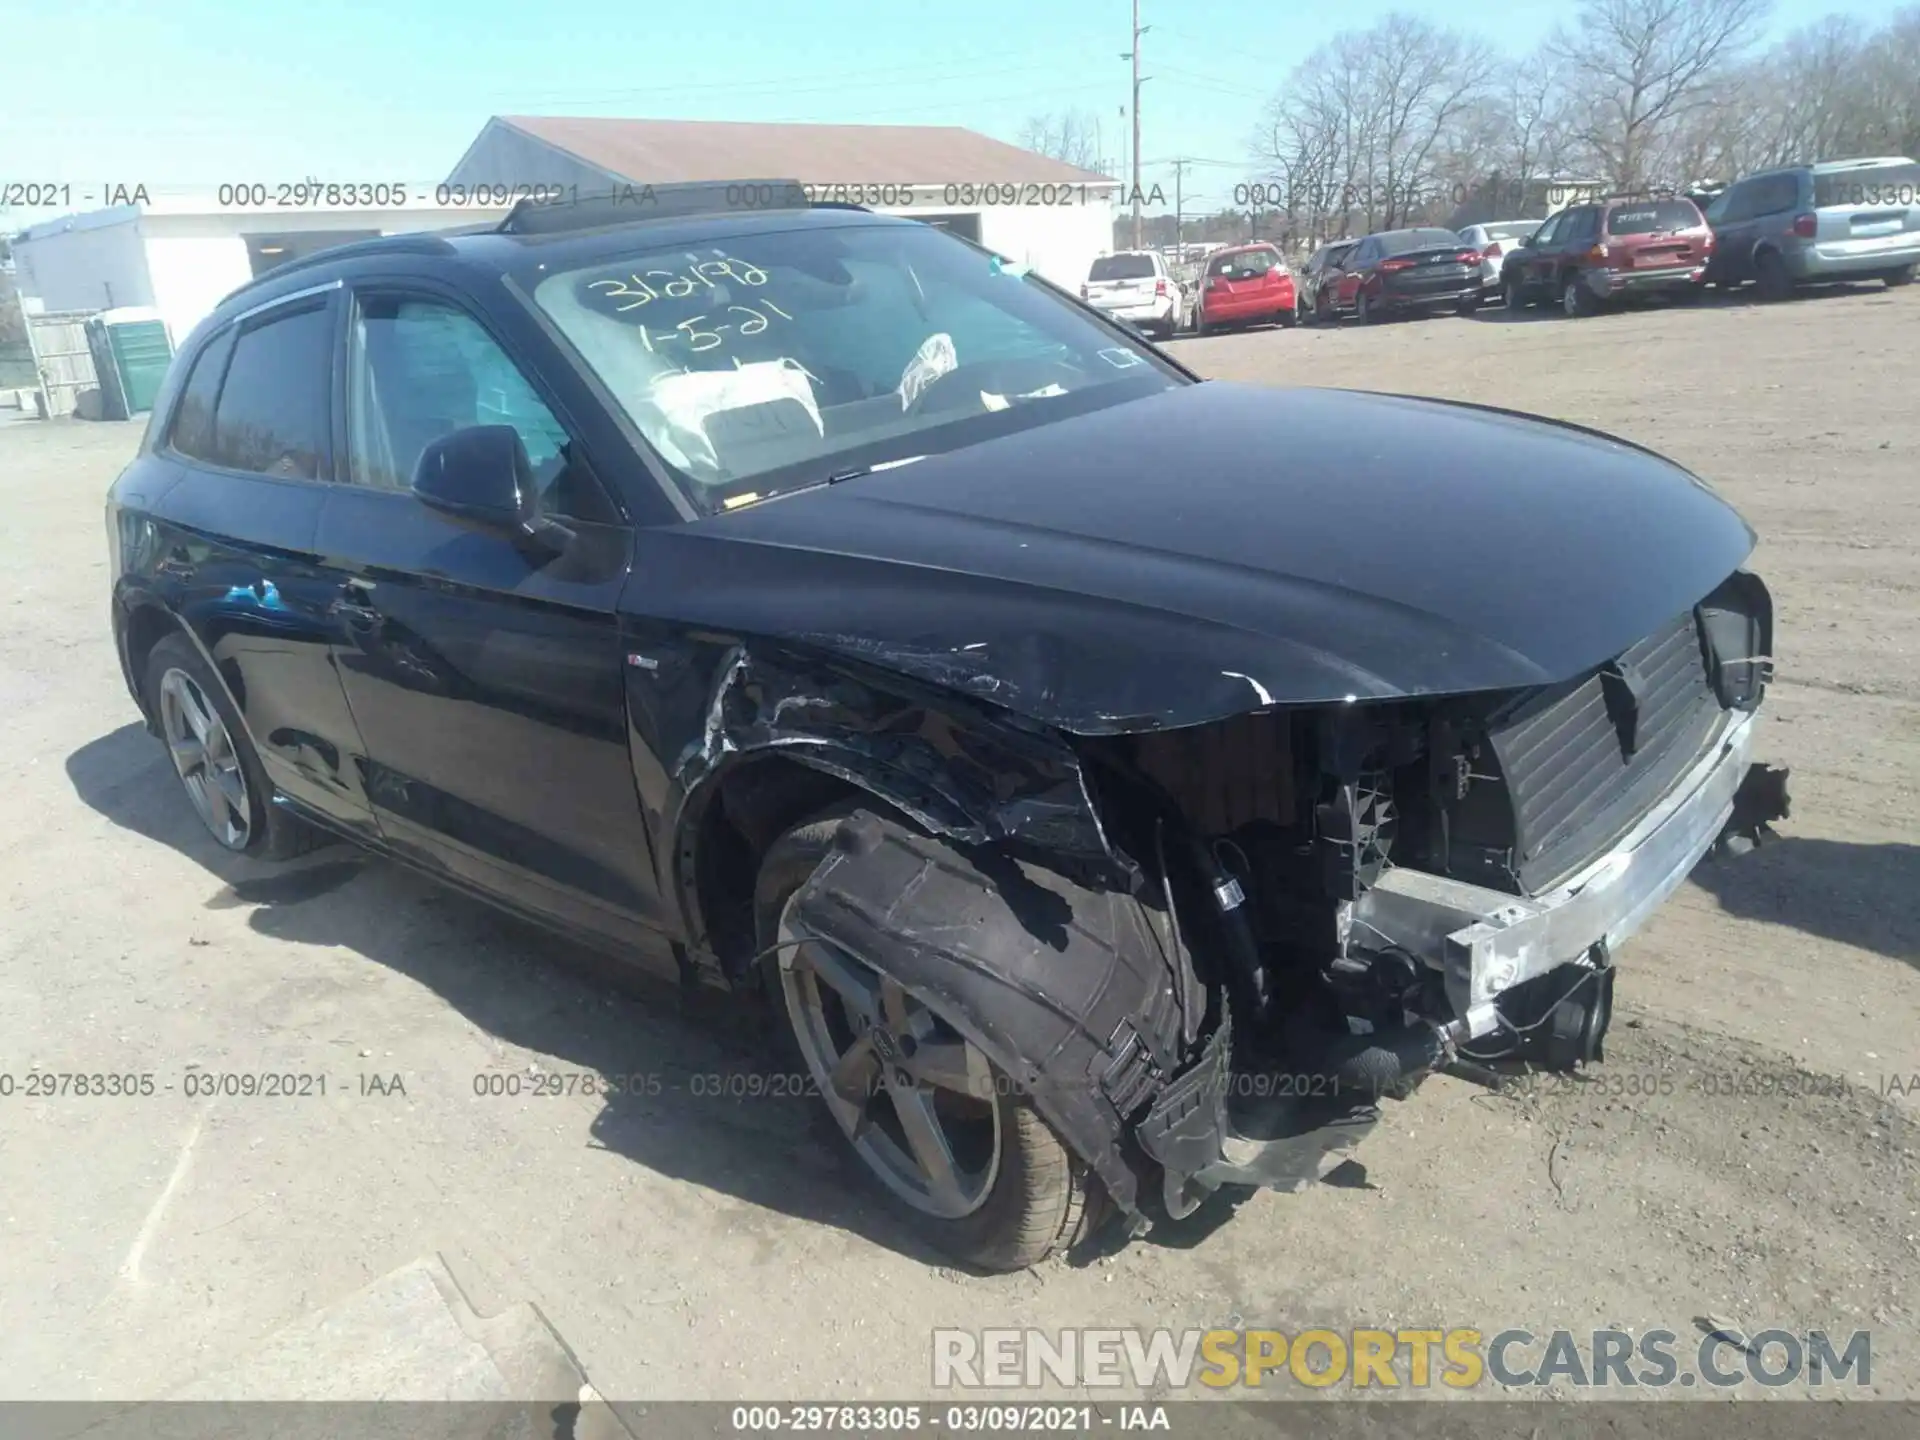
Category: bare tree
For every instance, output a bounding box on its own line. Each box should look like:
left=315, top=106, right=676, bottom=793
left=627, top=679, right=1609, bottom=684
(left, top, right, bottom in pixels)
left=1548, top=0, right=1773, bottom=191
left=1252, top=14, right=1497, bottom=241
left=1018, top=109, right=1104, bottom=171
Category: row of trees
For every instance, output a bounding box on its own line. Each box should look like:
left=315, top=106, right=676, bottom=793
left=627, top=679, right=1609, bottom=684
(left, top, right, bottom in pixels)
left=1254, top=0, right=1920, bottom=241
left=1024, top=2, right=1920, bottom=247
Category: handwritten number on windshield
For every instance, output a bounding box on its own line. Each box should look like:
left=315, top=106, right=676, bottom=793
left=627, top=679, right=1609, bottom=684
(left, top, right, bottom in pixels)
left=635, top=300, right=793, bottom=352
left=586, top=256, right=770, bottom=313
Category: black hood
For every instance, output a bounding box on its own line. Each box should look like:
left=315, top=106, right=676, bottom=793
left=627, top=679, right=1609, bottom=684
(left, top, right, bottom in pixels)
left=634, top=382, right=1756, bottom=733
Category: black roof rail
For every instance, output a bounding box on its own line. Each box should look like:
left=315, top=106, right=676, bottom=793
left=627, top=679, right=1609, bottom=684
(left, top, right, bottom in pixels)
left=496, top=178, right=813, bottom=236
left=222, top=233, right=458, bottom=303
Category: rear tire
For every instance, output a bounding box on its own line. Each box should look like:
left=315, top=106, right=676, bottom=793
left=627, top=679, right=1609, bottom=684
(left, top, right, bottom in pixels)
left=1755, top=249, right=1792, bottom=301
left=1886, top=264, right=1915, bottom=288
left=755, top=811, right=1100, bottom=1272
left=1278, top=305, right=1298, bottom=328
left=144, top=632, right=322, bottom=860
left=1503, top=275, right=1527, bottom=310
left=1561, top=274, right=1597, bottom=317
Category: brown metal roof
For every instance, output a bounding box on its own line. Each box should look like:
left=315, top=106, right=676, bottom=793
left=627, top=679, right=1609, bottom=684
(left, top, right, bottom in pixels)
left=493, top=116, right=1111, bottom=188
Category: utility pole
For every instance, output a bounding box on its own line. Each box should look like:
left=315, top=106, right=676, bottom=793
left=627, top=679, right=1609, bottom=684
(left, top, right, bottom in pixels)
left=1121, top=0, right=1150, bottom=249
left=1172, top=157, right=1187, bottom=259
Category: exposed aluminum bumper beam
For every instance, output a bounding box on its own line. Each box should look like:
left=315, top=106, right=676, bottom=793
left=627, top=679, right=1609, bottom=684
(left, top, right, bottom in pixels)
left=1356, top=709, right=1766, bottom=1038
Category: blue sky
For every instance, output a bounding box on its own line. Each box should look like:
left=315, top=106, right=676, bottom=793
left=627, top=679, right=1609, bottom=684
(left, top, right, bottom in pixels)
left=3, top=0, right=1902, bottom=222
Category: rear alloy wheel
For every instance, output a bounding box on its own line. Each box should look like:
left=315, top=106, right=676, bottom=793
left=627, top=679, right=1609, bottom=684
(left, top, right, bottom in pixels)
left=1561, top=275, right=1597, bottom=317
left=1755, top=249, right=1792, bottom=301
left=755, top=813, right=1098, bottom=1272
left=144, top=632, right=320, bottom=859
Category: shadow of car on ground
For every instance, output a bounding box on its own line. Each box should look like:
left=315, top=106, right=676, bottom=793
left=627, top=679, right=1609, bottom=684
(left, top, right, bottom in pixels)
left=66, top=721, right=1254, bottom=1270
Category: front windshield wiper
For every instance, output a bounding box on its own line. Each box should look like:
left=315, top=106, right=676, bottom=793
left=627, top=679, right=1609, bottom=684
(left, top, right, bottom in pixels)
left=827, top=454, right=928, bottom=485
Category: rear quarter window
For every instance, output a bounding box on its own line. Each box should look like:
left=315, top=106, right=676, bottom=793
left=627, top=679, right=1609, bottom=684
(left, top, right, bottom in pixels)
left=1606, top=200, right=1704, bottom=235
left=1815, top=163, right=1920, bottom=209
left=167, top=328, right=237, bottom=464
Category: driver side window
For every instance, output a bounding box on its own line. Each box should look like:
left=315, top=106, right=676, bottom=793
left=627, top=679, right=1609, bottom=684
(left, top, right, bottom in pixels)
left=346, top=292, right=615, bottom=521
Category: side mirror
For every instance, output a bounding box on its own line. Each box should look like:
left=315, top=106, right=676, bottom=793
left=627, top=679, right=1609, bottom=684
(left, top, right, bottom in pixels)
left=411, top=425, right=537, bottom=533
left=411, top=425, right=577, bottom=557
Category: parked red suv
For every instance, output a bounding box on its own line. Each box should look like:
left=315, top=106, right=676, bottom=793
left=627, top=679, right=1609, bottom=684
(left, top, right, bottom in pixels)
left=1194, top=243, right=1298, bottom=334
left=1500, top=196, right=1714, bottom=316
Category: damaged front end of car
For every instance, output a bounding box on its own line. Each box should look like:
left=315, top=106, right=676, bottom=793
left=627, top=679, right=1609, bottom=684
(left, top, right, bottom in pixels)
left=776, top=569, right=1791, bottom=1237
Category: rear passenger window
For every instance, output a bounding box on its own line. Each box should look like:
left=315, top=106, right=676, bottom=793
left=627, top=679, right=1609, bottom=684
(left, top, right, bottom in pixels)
left=207, top=302, right=333, bottom=479
left=168, top=327, right=236, bottom=464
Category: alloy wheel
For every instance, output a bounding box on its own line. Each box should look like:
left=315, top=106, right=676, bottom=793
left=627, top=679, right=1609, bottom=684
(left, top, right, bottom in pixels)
left=778, top=899, right=1003, bottom=1219
left=158, top=667, right=251, bottom=849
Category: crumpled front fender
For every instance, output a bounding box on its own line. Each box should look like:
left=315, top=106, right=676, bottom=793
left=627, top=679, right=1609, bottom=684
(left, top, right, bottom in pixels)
left=786, top=811, right=1204, bottom=1223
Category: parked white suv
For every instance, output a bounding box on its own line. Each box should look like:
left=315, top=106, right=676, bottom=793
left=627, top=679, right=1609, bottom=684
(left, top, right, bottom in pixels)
left=1082, top=251, right=1186, bottom=338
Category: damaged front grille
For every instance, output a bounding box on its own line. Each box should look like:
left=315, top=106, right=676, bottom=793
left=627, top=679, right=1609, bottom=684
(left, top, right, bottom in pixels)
left=1471, top=611, right=1726, bottom=893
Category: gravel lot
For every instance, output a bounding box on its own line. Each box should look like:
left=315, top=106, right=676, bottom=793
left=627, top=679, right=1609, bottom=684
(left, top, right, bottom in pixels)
left=2, top=284, right=1916, bottom=1405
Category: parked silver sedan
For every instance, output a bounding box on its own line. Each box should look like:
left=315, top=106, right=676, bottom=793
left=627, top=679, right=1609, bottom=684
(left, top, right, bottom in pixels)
left=1459, top=221, right=1544, bottom=300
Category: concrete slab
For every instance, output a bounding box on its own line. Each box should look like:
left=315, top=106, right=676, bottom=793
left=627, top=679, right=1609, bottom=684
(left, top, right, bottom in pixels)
left=17, top=1257, right=637, bottom=1440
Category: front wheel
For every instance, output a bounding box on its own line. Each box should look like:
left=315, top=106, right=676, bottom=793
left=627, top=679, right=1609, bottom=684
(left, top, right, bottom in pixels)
left=144, top=632, right=321, bottom=859
left=755, top=813, right=1100, bottom=1271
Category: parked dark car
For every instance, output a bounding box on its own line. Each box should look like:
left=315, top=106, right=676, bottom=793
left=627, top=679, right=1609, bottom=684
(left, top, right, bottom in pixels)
left=1501, top=196, right=1713, bottom=316
left=1297, top=240, right=1355, bottom=323
left=108, top=184, right=1789, bottom=1273
left=1322, top=227, right=1487, bottom=322
left=1193, top=243, right=1297, bottom=334
left=1704, top=157, right=1920, bottom=299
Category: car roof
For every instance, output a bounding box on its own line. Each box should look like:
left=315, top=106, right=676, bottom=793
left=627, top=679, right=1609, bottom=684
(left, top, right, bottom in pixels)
left=1810, top=156, right=1915, bottom=174
left=208, top=203, right=916, bottom=326
left=1213, top=241, right=1278, bottom=253
left=1364, top=226, right=1458, bottom=241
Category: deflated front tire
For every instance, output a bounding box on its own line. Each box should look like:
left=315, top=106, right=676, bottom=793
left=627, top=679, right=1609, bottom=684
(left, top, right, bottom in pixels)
left=754, top=810, right=1102, bottom=1271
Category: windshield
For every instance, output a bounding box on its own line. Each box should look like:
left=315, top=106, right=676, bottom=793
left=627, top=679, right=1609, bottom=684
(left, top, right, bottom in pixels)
left=1814, top=161, right=1920, bottom=209
left=1208, top=248, right=1283, bottom=278
left=1089, top=253, right=1157, bottom=281
left=1606, top=200, right=1702, bottom=235
left=1379, top=228, right=1465, bottom=256
left=527, top=221, right=1181, bottom=514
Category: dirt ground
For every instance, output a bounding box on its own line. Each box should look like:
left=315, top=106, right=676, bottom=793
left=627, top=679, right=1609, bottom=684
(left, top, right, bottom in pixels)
left=2, top=284, right=1916, bottom=1406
